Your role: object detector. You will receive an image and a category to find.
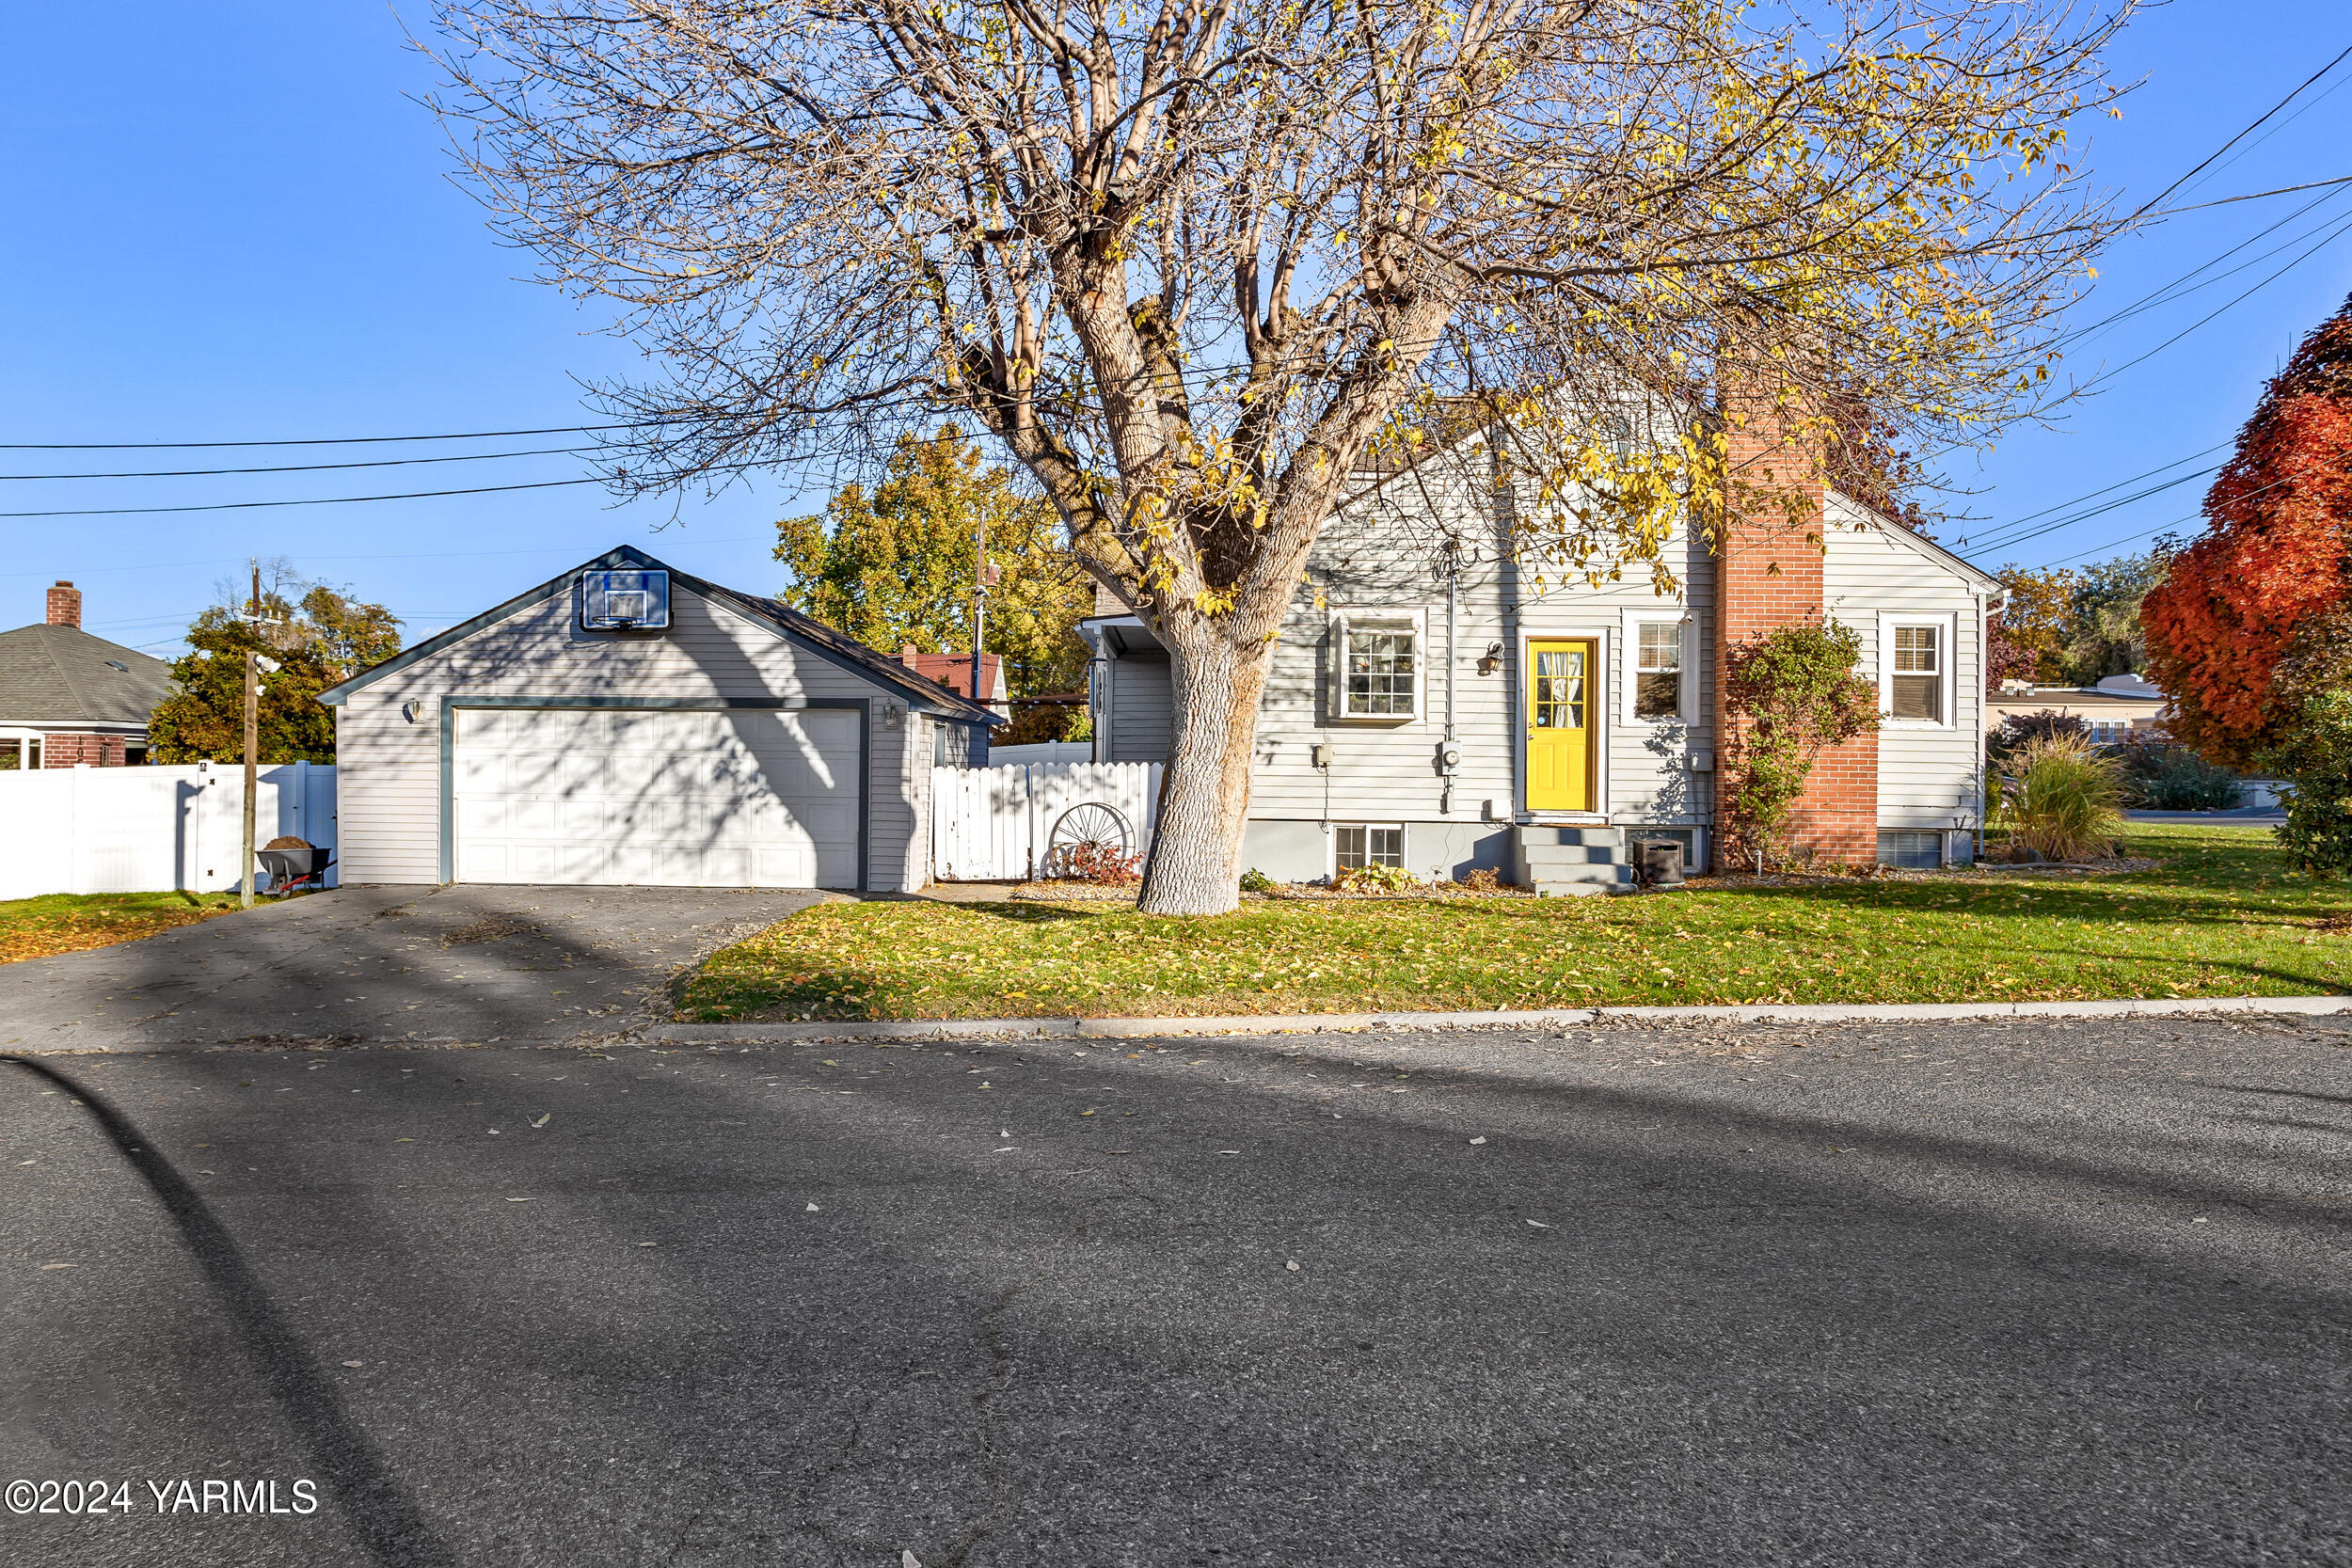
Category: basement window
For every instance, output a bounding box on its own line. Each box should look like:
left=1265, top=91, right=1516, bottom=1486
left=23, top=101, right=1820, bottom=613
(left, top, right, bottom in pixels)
left=1336, top=824, right=1406, bottom=871
left=1878, top=830, right=1945, bottom=870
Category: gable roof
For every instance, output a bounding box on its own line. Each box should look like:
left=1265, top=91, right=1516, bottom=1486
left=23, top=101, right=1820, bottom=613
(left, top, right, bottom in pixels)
left=1825, top=489, right=2003, bottom=592
left=0, top=623, right=176, bottom=726
left=314, top=546, right=995, bottom=721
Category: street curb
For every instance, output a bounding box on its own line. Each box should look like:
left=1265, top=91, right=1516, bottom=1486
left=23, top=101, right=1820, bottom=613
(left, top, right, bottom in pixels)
left=648, top=993, right=2352, bottom=1043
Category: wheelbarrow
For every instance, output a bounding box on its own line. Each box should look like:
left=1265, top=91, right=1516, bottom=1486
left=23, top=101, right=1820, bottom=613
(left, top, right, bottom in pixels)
left=254, top=846, right=335, bottom=895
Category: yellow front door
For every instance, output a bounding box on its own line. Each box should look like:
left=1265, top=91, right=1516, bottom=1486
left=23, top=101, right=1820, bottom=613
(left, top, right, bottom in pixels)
left=1526, top=640, right=1594, bottom=812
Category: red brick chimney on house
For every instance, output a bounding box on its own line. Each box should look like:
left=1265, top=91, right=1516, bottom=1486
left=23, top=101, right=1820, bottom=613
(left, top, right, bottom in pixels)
left=1711, top=375, right=1879, bottom=867
left=46, top=580, right=82, bottom=629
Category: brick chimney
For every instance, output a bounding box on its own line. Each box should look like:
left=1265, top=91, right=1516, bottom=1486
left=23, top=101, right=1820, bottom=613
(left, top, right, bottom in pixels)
left=46, top=580, right=81, bottom=629
left=899, top=641, right=919, bottom=664
left=1712, top=373, right=1878, bottom=867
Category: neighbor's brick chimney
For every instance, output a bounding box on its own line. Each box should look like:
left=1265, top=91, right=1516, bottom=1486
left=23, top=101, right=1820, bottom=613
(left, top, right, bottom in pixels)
left=1712, top=372, right=1878, bottom=867
left=46, top=580, right=81, bottom=628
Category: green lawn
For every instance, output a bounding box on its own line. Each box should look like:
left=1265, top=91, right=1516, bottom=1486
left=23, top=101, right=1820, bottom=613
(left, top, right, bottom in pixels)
left=676, top=824, right=2352, bottom=1021
left=0, top=890, right=246, bottom=964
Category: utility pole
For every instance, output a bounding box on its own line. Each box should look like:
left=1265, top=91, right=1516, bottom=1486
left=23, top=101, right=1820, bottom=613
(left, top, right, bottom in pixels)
left=241, top=559, right=259, bottom=910
left=970, top=511, right=989, bottom=705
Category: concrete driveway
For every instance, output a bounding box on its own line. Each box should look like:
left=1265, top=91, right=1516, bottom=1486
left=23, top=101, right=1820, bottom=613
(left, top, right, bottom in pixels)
left=0, top=886, right=832, bottom=1055
left=3, top=1014, right=2348, bottom=1566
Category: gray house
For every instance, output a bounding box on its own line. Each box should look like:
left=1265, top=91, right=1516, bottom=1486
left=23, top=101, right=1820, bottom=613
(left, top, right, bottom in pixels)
left=1084, top=436, right=2003, bottom=890
left=0, top=581, right=176, bottom=768
left=318, top=546, right=994, bottom=892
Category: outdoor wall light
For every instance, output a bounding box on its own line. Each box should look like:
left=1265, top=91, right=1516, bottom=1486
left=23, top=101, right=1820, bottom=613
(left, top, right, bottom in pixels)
left=400, top=700, right=424, bottom=723
left=1475, top=641, right=1504, bottom=676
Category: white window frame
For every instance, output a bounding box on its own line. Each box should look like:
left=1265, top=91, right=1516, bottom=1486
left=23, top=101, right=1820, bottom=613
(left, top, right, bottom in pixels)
left=1332, top=822, right=1407, bottom=874
left=1329, top=609, right=1425, bottom=722
left=1878, top=611, right=1958, bottom=730
left=1619, top=610, right=1692, bottom=725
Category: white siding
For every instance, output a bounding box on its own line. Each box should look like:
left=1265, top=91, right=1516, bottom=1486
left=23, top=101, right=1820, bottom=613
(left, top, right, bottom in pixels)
left=1823, top=495, right=1992, bottom=832
left=334, top=580, right=937, bottom=891
left=1084, top=467, right=1989, bottom=859
left=1245, top=461, right=1714, bottom=832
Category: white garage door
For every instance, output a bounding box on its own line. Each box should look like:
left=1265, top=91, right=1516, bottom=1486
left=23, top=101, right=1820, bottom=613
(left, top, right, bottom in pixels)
left=453, top=707, right=860, bottom=888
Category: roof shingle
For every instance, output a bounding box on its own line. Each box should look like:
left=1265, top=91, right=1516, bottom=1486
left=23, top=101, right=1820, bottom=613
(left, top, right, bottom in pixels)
left=0, top=624, right=176, bottom=726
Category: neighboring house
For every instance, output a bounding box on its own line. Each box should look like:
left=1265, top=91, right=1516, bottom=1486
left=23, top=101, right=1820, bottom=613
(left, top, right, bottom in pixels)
left=0, top=581, right=176, bottom=768
left=1083, top=418, right=2002, bottom=889
left=898, top=648, right=1009, bottom=727
left=316, top=546, right=994, bottom=891
left=1986, top=673, right=2168, bottom=744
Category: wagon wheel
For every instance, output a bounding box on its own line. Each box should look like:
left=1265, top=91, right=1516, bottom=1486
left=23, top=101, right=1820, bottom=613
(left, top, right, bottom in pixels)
left=1044, top=802, right=1134, bottom=879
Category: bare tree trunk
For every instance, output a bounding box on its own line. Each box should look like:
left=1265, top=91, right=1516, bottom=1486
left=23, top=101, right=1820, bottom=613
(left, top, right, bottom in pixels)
left=1137, top=626, right=1271, bottom=916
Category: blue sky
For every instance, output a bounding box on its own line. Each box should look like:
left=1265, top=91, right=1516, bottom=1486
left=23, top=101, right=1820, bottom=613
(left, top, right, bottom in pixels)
left=2, top=3, right=2347, bottom=656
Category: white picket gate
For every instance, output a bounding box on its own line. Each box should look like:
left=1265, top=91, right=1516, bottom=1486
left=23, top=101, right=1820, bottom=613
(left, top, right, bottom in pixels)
left=930, top=762, right=1161, bottom=881
left=0, top=763, right=338, bottom=901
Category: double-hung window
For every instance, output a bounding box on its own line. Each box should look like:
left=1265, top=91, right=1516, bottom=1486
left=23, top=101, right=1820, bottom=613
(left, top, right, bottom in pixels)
left=1889, top=624, right=1943, bottom=722
left=1633, top=621, right=1684, bottom=721
left=1337, top=614, right=1418, bottom=719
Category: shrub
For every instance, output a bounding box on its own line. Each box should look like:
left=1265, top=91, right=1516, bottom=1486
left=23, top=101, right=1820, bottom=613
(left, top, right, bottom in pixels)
left=1997, top=733, right=2123, bottom=862
left=1057, top=841, right=1142, bottom=884
left=1333, top=863, right=1420, bottom=894
left=2109, top=736, right=2242, bottom=811
left=2258, top=612, right=2352, bottom=875
left=1238, top=867, right=1275, bottom=894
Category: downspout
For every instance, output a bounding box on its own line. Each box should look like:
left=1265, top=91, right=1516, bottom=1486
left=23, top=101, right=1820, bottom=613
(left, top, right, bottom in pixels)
left=1493, top=438, right=1523, bottom=829
left=1442, top=547, right=1458, bottom=817
left=1977, top=588, right=2001, bottom=863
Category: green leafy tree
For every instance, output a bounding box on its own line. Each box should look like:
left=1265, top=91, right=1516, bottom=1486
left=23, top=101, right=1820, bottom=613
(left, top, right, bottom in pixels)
left=1719, top=621, right=1881, bottom=866
left=2259, top=612, right=2352, bottom=876
left=148, top=579, right=402, bottom=765
left=2060, top=554, right=2164, bottom=681
left=775, top=427, right=1091, bottom=702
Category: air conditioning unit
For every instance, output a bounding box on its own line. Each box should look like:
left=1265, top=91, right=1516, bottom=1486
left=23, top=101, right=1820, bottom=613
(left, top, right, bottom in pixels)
left=580, top=569, right=670, bottom=630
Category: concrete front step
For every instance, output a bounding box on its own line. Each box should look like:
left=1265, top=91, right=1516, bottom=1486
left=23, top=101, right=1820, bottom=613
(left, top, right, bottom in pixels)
left=1518, top=843, right=1623, bottom=867
left=1517, top=824, right=1625, bottom=847
left=1511, top=822, right=1636, bottom=895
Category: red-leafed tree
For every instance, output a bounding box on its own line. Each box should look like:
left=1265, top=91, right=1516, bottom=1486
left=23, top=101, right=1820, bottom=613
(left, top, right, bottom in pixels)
left=2142, top=293, right=2352, bottom=768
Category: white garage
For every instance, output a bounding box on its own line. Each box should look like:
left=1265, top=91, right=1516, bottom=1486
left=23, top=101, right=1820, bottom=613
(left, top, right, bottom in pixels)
left=318, top=546, right=994, bottom=892
left=453, top=706, right=861, bottom=888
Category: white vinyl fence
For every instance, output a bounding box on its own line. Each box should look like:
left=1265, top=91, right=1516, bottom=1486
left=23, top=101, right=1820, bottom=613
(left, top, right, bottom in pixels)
left=985, top=740, right=1096, bottom=767
left=931, top=762, right=1160, bottom=881
left=0, top=763, right=337, bottom=902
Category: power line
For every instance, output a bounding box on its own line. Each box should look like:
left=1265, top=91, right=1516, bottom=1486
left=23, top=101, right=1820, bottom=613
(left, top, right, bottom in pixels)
left=0, top=475, right=609, bottom=519
left=2168, top=63, right=2352, bottom=209
left=2123, top=45, right=2352, bottom=223
left=1959, top=441, right=2235, bottom=544
left=0, top=421, right=660, bottom=452
left=1965, top=463, right=2225, bottom=557
left=0, top=445, right=596, bottom=482
left=0, top=536, right=779, bottom=580
left=2054, top=184, right=2352, bottom=352
left=2074, top=209, right=2352, bottom=394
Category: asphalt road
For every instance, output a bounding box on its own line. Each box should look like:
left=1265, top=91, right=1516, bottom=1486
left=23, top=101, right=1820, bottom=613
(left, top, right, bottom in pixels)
left=0, top=886, right=830, bottom=1054
left=3, top=1015, right=2348, bottom=1567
